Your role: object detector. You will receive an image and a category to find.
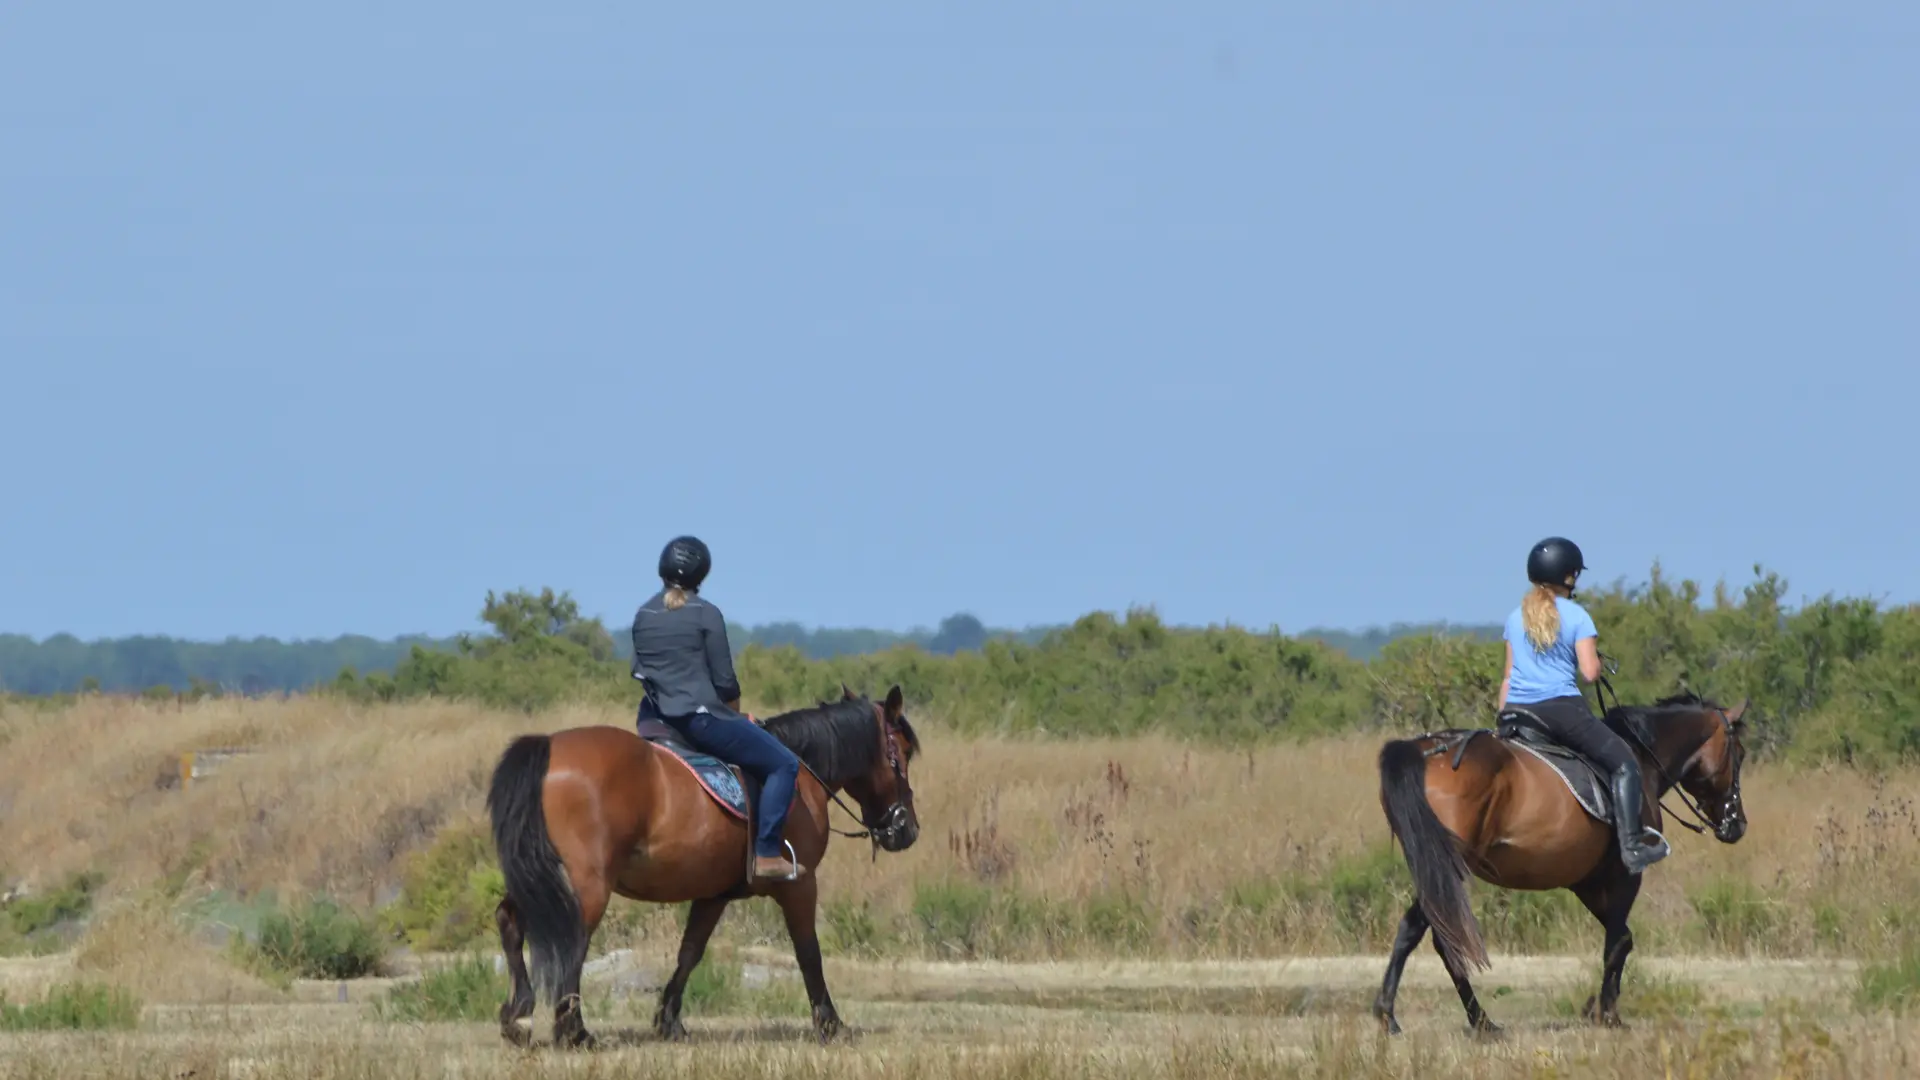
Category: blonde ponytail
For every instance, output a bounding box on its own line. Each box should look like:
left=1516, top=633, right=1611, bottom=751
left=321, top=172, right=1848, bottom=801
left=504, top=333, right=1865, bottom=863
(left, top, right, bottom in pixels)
left=1521, top=584, right=1561, bottom=651
left=664, top=585, right=689, bottom=610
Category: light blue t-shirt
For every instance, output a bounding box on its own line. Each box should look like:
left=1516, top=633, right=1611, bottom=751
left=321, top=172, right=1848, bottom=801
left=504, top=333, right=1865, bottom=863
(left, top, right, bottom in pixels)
left=1503, top=596, right=1598, bottom=705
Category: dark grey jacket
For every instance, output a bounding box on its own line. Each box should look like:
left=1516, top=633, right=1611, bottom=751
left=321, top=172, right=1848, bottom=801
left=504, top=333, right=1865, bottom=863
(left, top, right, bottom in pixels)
left=630, top=589, right=742, bottom=719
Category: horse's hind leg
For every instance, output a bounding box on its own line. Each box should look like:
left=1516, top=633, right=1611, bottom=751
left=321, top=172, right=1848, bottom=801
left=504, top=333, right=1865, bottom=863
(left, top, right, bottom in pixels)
left=495, top=898, right=536, bottom=1048
left=1432, top=931, right=1500, bottom=1037
left=654, top=896, right=731, bottom=1041
left=552, top=873, right=610, bottom=1051
left=1372, top=902, right=1430, bottom=1036
left=777, top=875, right=843, bottom=1043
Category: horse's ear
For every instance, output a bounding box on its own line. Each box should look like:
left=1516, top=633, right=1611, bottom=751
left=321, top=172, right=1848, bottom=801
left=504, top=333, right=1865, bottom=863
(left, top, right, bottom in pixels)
left=884, top=684, right=904, bottom=718
left=841, top=683, right=857, bottom=701
left=1728, top=698, right=1751, bottom=728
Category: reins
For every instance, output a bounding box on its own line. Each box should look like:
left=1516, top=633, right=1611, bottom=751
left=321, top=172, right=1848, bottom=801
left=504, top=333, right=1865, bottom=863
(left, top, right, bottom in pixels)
left=1591, top=656, right=1726, bottom=836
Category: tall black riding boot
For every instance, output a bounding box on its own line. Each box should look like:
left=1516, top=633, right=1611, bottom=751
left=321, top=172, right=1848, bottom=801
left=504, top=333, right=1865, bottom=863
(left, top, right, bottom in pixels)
left=1610, top=764, right=1671, bottom=874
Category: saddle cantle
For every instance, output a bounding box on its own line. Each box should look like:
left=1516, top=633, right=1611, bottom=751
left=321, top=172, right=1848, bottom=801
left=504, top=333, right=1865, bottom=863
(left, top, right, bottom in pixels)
left=635, top=718, right=752, bottom=823
left=1490, top=707, right=1615, bottom=825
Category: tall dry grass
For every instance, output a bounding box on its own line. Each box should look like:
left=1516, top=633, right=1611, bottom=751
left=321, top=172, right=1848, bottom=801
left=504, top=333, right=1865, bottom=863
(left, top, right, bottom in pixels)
left=3, top=697, right=1919, bottom=976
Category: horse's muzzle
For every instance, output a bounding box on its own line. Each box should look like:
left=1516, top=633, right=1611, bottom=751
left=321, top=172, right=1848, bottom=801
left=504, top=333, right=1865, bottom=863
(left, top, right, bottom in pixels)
left=875, top=803, right=918, bottom=852
left=1713, top=791, right=1747, bottom=844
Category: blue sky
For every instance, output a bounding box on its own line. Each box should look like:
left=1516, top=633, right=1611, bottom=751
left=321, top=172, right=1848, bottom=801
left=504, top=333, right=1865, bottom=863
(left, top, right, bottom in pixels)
left=3, top=5, right=1915, bottom=642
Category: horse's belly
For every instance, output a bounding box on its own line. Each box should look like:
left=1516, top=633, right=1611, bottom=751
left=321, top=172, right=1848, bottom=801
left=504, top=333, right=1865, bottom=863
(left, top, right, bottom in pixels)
left=614, top=836, right=746, bottom=902
left=1478, top=817, right=1613, bottom=890
left=611, top=798, right=750, bottom=902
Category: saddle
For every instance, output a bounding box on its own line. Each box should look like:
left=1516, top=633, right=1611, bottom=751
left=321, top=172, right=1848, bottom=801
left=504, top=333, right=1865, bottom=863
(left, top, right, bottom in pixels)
left=635, top=718, right=765, bottom=875
left=1471, top=707, right=1617, bottom=824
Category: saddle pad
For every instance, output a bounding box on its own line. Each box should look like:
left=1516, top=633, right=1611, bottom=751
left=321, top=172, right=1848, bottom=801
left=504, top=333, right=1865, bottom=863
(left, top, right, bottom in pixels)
left=637, top=722, right=748, bottom=821
left=1507, top=740, right=1612, bottom=824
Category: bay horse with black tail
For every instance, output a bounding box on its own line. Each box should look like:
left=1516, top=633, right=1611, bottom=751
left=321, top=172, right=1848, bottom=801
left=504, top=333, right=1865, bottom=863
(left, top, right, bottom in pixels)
left=1372, top=691, right=1748, bottom=1034
left=486, top=684, right=920, bottom=1049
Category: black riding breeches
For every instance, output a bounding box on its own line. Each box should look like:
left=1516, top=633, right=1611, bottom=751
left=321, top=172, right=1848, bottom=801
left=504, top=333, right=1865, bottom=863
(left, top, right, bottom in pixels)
left=1510, top=695, right=1638, bottom=775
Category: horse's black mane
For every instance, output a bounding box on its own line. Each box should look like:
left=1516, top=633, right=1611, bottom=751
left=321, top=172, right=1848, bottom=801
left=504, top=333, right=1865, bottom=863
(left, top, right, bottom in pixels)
left=1652, top=690, right=1720, bottom=710
left=1600, top=689, right=1727, bottom=754
left=759, top=697, right=920, bottom=787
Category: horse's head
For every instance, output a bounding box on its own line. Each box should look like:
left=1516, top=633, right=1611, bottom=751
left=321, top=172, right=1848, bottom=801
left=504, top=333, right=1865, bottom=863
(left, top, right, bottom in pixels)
left=1635, top=693, right=1750, bottom=845
left=1683, top=698, right=1749, bottom=844
left=843, top=683, right=921, bottom=853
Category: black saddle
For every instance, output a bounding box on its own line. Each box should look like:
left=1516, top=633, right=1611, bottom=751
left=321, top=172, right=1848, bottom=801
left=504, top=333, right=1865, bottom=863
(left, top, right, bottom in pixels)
left=1491, top=707, right=1613, bottom=824
left=636, top=717, right=701, bottom=758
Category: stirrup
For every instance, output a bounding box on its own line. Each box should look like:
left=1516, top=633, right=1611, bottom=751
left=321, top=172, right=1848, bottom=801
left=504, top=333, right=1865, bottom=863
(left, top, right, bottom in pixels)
left=1621, top=827, right=1670, bottom=873
left=752, top=840, right=803, bottom=883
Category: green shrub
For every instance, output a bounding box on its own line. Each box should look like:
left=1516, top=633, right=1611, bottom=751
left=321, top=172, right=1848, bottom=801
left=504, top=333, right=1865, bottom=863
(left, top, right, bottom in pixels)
left=0, top=981, right=141, bottom=1031
left=1472, top=881, right=1589, bottom=953
left=372, top=953, right=506, bottom=1023
left=381, top=822, right=505, bottom=951
left=821, top=897, right=893, bottom=957
left=1689, top=878, right=1780, bottom=953
left=242, top=896, right=387, bottom=980
left=1858, top=942, right=1920, bottom=1012
left=912, top=879, right=996, bottom=959
left=0, top=870, right=103, bottom=957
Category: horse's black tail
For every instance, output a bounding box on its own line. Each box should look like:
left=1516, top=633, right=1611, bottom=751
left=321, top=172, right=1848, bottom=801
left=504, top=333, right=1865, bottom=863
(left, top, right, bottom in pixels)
left=487, top=734, right=583, bottom=1008
left=1378, top=738, right=1490, bottom=973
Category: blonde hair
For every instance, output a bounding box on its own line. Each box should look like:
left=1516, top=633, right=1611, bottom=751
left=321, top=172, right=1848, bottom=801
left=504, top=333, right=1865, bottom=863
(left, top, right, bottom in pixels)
left=664, top=585, right=691, bottom=610
left=1521, top=583, right=1562, bottom=651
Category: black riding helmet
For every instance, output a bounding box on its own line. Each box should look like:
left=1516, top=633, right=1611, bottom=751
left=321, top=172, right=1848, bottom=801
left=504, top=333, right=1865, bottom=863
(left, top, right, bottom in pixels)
left=1527, top=537, right=1586, bottom=592
left=659, top=535, right=712, bottom=590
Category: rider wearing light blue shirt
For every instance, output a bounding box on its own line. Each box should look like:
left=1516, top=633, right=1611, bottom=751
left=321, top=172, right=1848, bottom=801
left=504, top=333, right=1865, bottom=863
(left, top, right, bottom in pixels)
left=1498, top=537, right=1669, bottom=875
left=1502, top=596, right=1598, bottom=704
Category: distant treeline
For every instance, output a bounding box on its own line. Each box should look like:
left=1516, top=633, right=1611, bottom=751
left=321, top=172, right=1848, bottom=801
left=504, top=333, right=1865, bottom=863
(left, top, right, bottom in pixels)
left=14, top=562, right=1912, bottom=766
left=302, top=566, right=1920, bottom=765
left=0, top=609, right=1487, bottom=698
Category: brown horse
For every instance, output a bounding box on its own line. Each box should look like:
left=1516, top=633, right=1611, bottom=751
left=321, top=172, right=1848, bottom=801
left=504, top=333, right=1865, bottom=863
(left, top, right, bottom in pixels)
left=1371, top=691, right=1749, bottom=1034
left=485, top=684, right=921, bottom=1049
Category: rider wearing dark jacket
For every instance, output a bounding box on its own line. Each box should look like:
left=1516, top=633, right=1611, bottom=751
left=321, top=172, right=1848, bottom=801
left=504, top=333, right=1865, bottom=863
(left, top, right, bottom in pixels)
left=632, top=536, right=806, bottom=882
left=1498, top=537, right=1670, bottom=875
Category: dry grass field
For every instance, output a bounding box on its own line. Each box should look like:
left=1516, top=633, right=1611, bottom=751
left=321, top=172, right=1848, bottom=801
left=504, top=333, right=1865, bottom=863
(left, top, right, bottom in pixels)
left=3, top=696, right=1919, bottom=1077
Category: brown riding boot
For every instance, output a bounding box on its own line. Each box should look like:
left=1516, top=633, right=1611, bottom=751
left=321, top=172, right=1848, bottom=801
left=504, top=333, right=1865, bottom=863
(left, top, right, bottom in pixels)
left=752, top=855, right=807, bottom=882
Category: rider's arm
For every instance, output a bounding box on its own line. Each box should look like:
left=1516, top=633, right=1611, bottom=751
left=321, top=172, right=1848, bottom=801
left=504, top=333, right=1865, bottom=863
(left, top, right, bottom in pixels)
left=1571, top=602, right=1602, bottom=684
left=1576, top=636, right=1602, bottom=684
left=1497, top=640, right=1513, bottom=711
left=700, top=601, right=743, bottom=707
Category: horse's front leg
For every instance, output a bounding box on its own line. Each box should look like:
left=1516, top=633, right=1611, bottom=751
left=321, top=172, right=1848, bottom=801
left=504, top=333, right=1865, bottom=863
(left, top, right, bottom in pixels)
left=1574, top=869, right=1643, bottom=1028
left=776, top=875, right=843, bottom=1043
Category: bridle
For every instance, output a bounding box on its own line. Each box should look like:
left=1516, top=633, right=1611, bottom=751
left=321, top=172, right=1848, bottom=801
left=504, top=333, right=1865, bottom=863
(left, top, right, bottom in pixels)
left=800, top=706, right=913, bottom=861
left=1593, top=657, right=1746, bottom=841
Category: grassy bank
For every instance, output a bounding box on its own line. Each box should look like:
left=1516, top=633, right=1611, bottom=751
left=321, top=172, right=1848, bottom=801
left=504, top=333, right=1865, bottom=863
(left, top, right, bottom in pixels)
left=5, top=697, right=1920, bottom=990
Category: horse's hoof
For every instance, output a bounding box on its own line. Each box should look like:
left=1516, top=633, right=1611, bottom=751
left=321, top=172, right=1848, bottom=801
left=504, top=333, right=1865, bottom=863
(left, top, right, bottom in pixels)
left=1370, top=1004, right=1402, bottom=1037
left=1470, top=1020, right=1504, bottom=1042
left=815, top=1018, right=844, bottom=1045
left=653, top=1014, right=689, bottom=1042
left=499, top=1014, right=537, bottom=1045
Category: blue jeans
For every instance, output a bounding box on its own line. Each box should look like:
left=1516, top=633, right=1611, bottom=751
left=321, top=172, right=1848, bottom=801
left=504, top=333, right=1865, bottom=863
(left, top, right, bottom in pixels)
left=660, top=707, right=801, bottom=859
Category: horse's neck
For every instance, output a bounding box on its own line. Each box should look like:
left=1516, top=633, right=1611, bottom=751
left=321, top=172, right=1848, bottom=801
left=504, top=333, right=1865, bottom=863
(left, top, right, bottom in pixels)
left=1636, top=715, right=1711, bottom=794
